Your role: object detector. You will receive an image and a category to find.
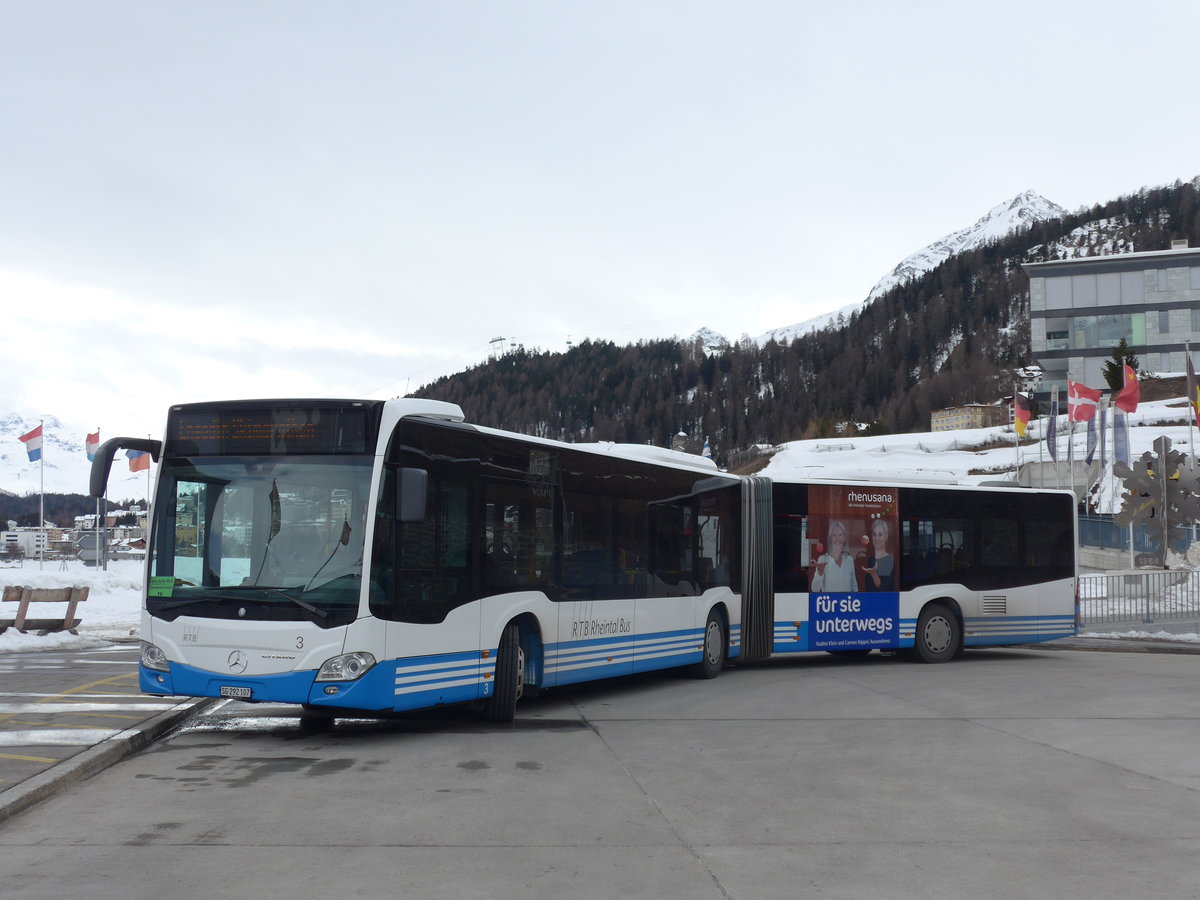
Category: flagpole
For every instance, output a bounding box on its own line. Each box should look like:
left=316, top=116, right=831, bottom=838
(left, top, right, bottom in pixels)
left=1048, top=394, right=1060, bottom=490
left=1188, top=342, right=1196, bottom=468
left=1110, top=406, right=1115, bottom=521
left=1070, top=415, right=1080, bottom=501
left=39, top=419, right=45, bottom=570
left=1038, top=416, right=1044, bottom=488
left=96, top=429, right=100, bottom=570
left=1125, top=411, right=1134, bottom=567
left=1012, top=384, right=1020, bottom=481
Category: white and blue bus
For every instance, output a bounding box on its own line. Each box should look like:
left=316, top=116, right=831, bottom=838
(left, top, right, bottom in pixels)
left=766, top=477, right=1078, bottom=663
left=90, top=398, right=1077, bottom=722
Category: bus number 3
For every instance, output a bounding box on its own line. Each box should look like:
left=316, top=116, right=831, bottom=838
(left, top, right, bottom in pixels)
left=296, top=637, right=304, bottom=649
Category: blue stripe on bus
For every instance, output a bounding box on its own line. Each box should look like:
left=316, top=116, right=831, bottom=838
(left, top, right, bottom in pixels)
left=141, top=662, right=317, bottom=704
left=143, top=618, right=764, bottom=714
left=545, top=625, right=712, bottom=683
left=392, top=650, right=488, bottom=708
left=552, top=659, right=642, bottom=686
left=772, top=620, right=810, bottom=654
left=964, top=614, right=1077, bottom=646
left=391, top=682, right=484, bottom=712
left=764, top=613, right=1076, bottom=654
left=142, top=660, right=400, bottom=711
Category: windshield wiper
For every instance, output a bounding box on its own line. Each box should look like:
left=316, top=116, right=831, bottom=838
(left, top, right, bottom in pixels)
left=154, top=596, right=234, bottom=612
left=152, top=590, right=328, bottom=622
left=266, top=589, right=330, bottom=622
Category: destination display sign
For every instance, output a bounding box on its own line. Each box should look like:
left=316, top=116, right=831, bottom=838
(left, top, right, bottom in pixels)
left=165, top=403, right=373, bottom=456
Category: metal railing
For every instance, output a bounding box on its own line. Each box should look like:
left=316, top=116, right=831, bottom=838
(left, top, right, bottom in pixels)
left=1078, top=513, right=1200, bottom=555
left=1077, top=569, right=1200, bottom=627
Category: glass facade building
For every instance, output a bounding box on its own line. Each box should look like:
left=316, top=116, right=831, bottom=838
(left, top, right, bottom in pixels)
left=1025, top=243, right=1200, bottom=394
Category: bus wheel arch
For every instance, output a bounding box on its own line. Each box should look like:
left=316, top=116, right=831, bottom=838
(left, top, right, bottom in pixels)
left=690, top=604, right=729, bottom=679
left=913, top=599, right=962, bottom=664
left=483, top=614, right=541, bottom=723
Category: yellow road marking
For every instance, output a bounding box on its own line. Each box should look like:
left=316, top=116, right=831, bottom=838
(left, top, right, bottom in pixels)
left=54, top=672, right=139, bottom=697
left=1, top=721, right=122, bottom=730
left=57, top=712, right=143, bottom=721
left=0, top=753, right=58, bottom=764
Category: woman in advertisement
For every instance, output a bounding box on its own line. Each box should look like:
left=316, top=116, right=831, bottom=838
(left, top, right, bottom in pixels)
left=861, top=518, right=895, bottom=591
left=811, top=519, right=859, bottom=592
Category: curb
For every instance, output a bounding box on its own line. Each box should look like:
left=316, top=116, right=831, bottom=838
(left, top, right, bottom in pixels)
left=1040, top=636, right=1200, bottom=655
left=0, top=698, right=218, bottom=827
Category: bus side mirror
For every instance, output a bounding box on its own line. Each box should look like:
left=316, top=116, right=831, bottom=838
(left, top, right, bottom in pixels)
left=398, top=468, right=428, bottom=523
left=90, top=437, right=162, bottom=498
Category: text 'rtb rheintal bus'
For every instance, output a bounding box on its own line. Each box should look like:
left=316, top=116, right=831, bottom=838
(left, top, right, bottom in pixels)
left=90, top=398, right=1078, bottom=723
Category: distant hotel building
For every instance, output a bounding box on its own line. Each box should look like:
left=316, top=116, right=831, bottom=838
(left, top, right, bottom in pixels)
left=930, top=403, right=1009, bottom=433
left=1024, top=241, right=1200, bottom=394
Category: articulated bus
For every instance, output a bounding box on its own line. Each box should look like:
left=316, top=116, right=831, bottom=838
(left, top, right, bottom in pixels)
left=90, top=398, right=1077, bottom=723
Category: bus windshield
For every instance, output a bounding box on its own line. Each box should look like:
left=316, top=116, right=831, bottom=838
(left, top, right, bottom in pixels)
left=148, top=455, right=373, bottom=626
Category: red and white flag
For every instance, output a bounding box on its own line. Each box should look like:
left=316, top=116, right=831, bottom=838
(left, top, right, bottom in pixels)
left=85, top=430, right=100, bottom=462
left=18, top=424, right=43, bottom=462
left=1067, top=379, right=1102, bottom=422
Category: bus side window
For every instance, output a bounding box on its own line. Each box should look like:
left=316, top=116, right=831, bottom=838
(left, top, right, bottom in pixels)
left=370, top=466, right=472, bottom=624
left=773, top=514, right=808, bottom=593
left=481, top=479, right=552, bottom=595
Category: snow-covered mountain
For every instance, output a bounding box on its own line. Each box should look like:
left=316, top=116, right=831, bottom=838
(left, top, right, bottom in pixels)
left=866, top=189, right=1067, bottom=302
left=756, top=303, right=861, bottom=347
left=0, top=413, right=149, bottom=498
left=742, top=190, right=1069, bottom=347
left=685, top=327, right=732, bottom=353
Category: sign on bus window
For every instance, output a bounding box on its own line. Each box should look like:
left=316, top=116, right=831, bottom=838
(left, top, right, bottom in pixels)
left=806, top=484, right=900, bottom=651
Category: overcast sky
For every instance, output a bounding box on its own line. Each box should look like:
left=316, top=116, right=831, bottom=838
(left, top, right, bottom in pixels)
left=5, top=1, right=1199, bottom=440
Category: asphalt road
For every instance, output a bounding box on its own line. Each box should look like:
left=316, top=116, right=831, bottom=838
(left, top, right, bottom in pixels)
left=0, top=644, right=1199, bottom=899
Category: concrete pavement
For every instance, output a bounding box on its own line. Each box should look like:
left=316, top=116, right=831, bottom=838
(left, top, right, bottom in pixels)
left=1, top=642, right=1200, bottom=899
left=0, top=633, right=1196, bottom=827
left=0, top=644, right=212, bottom=825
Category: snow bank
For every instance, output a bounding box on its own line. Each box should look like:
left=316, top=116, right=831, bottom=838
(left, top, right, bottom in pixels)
left=0, top=558, right=143, bottom=652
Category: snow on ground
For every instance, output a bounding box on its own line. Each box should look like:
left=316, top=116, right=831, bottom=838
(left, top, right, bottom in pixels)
left=0, top=558, right=142, bottom=653
left=1083, top=630, right=1200, bottom=642
left=761, top=393, right=1199, bottom=504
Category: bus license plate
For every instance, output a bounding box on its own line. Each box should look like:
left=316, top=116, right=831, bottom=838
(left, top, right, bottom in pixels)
left=220, top=685, right=253, bottom=699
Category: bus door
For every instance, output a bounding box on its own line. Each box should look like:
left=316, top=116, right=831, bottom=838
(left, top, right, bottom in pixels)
left=636, top=494, right=697, bottom=672
left=556, top=491, right=636, bottom=685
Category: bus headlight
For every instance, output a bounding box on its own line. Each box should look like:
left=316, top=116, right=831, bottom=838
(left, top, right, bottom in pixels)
left=315, top=651, right=377, bottom=682
left=140, top=641, right=169, bottom=672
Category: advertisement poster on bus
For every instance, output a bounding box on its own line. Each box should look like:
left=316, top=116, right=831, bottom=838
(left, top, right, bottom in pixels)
left=807, top=484, right=900, bottom=651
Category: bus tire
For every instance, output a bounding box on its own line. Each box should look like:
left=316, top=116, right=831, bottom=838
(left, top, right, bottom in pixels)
left=689, top=609, right=727, bottom=679
left=914, top=602, right=959, bottom=664
left=298, top=706, right=335, bottom=732
left=483, top=622, right=524, bottom=723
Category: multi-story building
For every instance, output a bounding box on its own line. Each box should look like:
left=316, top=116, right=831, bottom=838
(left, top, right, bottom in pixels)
left=1, top=527, right=50, bottom=559
left=1025, top=240, right=1200, bottom=394
left=930, top=403, right=1009, bottom=433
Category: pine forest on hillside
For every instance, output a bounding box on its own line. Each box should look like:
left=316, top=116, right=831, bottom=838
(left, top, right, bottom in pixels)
left=418, top=180, right=1200, bottom=464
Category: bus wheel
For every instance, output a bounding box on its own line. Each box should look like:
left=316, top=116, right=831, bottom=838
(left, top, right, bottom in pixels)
left=484, top=622, right=524, bottom=723
left=914, top=603, right=959, bottom=664
left=689, top=609, right=727, bottom=679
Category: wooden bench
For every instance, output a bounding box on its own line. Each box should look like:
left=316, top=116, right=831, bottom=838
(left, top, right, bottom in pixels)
left=0, top=586, right=89, bottom=635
